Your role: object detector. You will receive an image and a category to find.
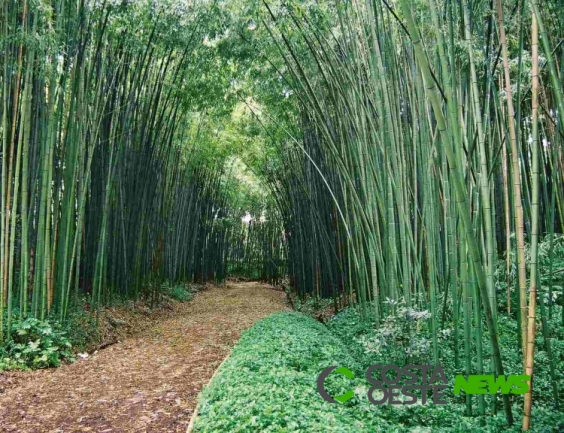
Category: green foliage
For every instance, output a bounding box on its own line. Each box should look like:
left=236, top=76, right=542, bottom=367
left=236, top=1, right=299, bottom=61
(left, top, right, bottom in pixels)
left=328, top=304, right=564, bottom=432
left=195, top=309, right=564, bottom=432
left=193, top=311, right=393, bottom=432
left=0, top=317, right=74, bottom=370
left=161, top=283, right=194, bottom=302
left=496, top=234, right=564, bottom=312
left=330, top=303, right=437, bottom=367
left=194, top=312, right=469, bottom=432
left=491, top=313, right=564, bottom=411
left=62, top=305, right=102, bottom=354
left=292, top=296, right=333, bottom=316
left=325, top=306, right=379, bottom=367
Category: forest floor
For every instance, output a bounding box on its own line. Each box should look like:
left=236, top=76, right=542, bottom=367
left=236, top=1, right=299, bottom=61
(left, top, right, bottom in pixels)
left=0, top=282, right=287, bottom=433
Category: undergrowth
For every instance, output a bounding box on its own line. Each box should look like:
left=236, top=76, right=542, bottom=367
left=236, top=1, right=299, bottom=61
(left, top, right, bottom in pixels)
left=1, top=281, right=197, bottom=371
left=328, top=303, right=564, bottom=431
left=195, top=308, right=564, bottom=432
left=161, top=282, right=194, bottom=302
left=0, top=317, right=74, bottom=370
left=194, top=311, right=394, bottom=432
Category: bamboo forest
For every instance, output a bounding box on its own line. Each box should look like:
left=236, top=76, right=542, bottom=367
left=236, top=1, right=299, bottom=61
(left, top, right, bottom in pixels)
left=1, top=0, right=564, bottom=431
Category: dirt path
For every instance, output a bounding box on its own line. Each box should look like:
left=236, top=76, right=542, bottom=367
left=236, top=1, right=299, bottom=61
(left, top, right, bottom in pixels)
left=0, top=282, right=287, bottom=433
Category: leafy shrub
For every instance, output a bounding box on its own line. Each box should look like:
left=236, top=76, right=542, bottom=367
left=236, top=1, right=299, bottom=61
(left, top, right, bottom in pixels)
left=161, top=282, right=193, bottom=302
left=292, top=295, right=333, bottom=316
left=0, top=317, right=75, bottom=370
left=0, top=354, right=27, bottom=371
left=353, top=303, right=435, bottom=366
left=63, top=306, right=102, bottom=353
left=169, top=285, right=193, bottom=301
left=327, top=303, right=380, bottom=367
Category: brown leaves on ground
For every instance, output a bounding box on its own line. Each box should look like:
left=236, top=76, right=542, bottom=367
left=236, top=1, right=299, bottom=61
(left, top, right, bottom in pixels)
left=0, top=282, right=287, bottom=433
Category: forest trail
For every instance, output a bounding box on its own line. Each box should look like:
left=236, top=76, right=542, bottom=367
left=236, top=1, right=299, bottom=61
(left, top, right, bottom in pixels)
left=0, top=282, right=287, bottom=433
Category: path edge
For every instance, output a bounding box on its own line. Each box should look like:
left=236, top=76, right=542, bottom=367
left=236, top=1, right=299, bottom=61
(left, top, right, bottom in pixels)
left=186, top=353, right=230, bottom=433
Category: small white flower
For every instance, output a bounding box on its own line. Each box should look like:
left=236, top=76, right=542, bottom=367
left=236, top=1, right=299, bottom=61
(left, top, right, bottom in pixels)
left=282, top=89, right=293, bottom=98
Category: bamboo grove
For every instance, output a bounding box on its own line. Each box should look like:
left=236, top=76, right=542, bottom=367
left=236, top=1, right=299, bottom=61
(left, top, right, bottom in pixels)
left=2, top=0, right=564, bottom=429
left=0, top=1, right=253, bottom=333
left=227, top=210, right=286, bottom=284
left=258, top=0, right=564, bottom=428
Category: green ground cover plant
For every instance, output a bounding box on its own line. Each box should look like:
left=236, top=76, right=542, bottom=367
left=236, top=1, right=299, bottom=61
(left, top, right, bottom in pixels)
left=195, top=309, right=564, bottom=432
left=328, top=305, right=564, bottom=431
